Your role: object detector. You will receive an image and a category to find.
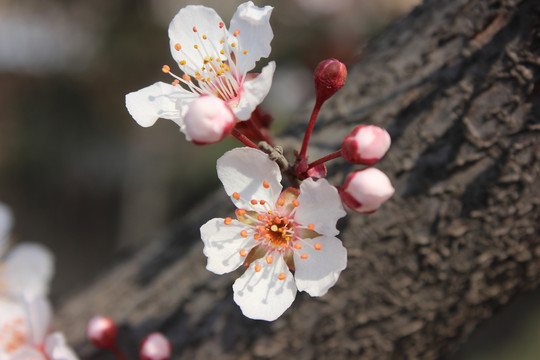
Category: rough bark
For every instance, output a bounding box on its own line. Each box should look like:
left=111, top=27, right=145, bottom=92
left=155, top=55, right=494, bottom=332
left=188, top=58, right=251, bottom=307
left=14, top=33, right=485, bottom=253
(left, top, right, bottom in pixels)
left=56, top=0, right=540, bottom=359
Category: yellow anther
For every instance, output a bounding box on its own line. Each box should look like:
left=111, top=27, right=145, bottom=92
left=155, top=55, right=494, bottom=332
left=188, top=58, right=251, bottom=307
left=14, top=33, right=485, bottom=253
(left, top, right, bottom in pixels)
left=239, top=249, right=247, bottom=257
left=241, top=230, right=248, bottom=238
left=243, top=50, right=248, bottom=55
left=231, top=43, right=236, bottom=47
left=224, top=217, right=232, bottom=225
left=202, top=35, right=207, bottom=40
left=174, top=43, right=181, bottom=51
left=161, top=65, right=170, bottom=73
left=254, top=264, right=261, bottom=272
left=278, top=273, right=286, bottom=280
left=233, top=192, right=240, bottom=200
left=226, top=67, right=231, bottom=71
left=194, top=44, right=198, bottom=49
left=220, top=50, right=225, bottom=54
left=285, top=237, right=291, bottom=241
left=180, top=60, right=186, bottom=65
left=266, top=256, right=274, bottom=264
left=268, top=210, right=272, bottom=214
left=314, top=243, right=322, bottom=250
left=220, top=64, right=226, bottom=68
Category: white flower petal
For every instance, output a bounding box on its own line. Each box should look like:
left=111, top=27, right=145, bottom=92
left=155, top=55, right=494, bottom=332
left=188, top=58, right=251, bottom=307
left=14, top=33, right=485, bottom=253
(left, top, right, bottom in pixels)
left=217, top=147, right=282, bottom=210
left=23, top=295, right=52, bottom=346
left=8, top=347, right=47, bottom=360
left=44, top=332, right=80, bottom=360
left=234, top=61, right=275, bottom=121
left=168, top=5, right=226, bottom=75
left=201, top=218, right=256, bottom=275
left=125, top=82, right=195, bottom=129
left=0, top=202, right=13, bottom=256
left=233, top=256, right=296, bottom=321
left=0, top=298, right=25, bottom=328
left=295, top=178, right=346, bottom=237
left=3, top=243, right=54, bottom=297
left=229, top=1, right=273, bottom=72
left=294, top=236, right=347, bottom=297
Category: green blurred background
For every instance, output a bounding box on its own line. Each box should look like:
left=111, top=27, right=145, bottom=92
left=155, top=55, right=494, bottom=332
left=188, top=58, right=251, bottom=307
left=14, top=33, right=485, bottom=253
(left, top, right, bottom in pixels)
left=1, top=0, right=539, bottom=358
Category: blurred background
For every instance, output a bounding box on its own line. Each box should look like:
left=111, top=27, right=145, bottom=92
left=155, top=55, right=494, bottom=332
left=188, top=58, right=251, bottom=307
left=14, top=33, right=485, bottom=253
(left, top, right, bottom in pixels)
left=1, top=0, right=539, bottom=359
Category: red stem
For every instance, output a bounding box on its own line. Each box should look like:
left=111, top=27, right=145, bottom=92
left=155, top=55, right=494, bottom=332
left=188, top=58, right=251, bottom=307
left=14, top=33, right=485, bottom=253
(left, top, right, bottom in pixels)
left=306, top=150, right=342, bottom=170
left=111, top=345, right=128, bottom=360
left=248, top=115, right=274, bottom=145
left=298, top=99, right=324, bottom=160
left=231, top=128, right=258, bottom=148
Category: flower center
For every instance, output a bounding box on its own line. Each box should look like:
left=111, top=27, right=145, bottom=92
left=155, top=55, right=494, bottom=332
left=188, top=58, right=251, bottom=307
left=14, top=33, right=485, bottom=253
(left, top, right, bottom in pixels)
left=0, top=316, right=25, bottom=353
left=162, top=22, right=250, bottom=106
left=257, top=213, right=294, bottom=250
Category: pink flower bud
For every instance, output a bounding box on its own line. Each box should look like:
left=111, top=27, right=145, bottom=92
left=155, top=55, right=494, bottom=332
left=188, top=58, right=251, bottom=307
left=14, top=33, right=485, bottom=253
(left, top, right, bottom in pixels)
left=314, top=58, right=347, bottom=103
left=184, top=95, right=235, bottom=145
left=87, top=316, right=118, bottom=349
left=140, top=332, right=171, bottom=360
left=340, top=168, right=394, bottom=213
left=342, top=125, right=391, bottom=165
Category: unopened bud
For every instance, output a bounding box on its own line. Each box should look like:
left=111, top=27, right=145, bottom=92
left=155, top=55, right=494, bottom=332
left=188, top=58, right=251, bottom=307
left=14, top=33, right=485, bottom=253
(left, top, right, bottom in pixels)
left=140, top=332, right=171, bottom=360
left=340, top=168, right=394, bottom=213
left=342, top=125, right=391, bottom=165
left=184, top=95, right=235, bottom=145
left=314, top=58, right=347, bottom=103
left=87, top=316, right=118, bottom=349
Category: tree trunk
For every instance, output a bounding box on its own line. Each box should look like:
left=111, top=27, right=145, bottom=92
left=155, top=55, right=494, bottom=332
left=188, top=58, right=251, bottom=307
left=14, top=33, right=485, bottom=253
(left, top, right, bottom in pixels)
left=56, top=0, right=540, bottom=358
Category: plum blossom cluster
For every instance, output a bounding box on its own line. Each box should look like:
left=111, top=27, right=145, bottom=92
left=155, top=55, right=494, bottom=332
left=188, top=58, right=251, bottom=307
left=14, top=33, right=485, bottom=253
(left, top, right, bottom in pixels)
left=0, top=202, right=79, bottom=360
left=125, top=1, right=395, bottom=321
left=87, top=316, right=172, bottom=360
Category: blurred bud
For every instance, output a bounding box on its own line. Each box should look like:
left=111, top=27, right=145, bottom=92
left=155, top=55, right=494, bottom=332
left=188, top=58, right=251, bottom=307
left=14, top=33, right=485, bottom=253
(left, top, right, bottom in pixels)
left=184, top=95, right=235, bottom=145
left=342, top=125, right=391, bottom=165
left=140, top=332, right=171, bottom=360
left=87, top=316, right=118, bottom=349
left=340, top=168, right=394, bottom=213
left=314, top=58, right=347, bottom=103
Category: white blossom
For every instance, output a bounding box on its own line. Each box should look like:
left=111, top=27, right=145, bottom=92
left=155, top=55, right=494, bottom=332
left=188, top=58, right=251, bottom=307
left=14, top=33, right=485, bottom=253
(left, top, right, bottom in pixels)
left=126, top=2, right=275, bottom=142
left=201, top=148, right=347, bottom=321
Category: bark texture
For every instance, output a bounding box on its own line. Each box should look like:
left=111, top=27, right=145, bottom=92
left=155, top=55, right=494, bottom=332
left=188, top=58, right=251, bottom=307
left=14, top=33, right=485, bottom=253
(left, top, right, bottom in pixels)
left=56, top=0, right=540, bottom=358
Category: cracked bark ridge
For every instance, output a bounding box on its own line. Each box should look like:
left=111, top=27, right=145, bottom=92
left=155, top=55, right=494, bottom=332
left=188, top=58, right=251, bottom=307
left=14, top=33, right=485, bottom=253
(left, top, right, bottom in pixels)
left=55, top=0, right=540, bottom=359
